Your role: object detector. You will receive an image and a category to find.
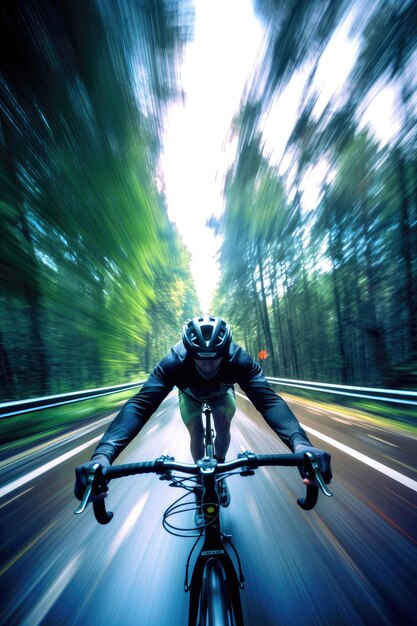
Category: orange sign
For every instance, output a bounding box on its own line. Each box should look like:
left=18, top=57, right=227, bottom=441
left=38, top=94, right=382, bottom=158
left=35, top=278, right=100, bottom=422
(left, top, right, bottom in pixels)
left=258, top=350, right=268, bottom=360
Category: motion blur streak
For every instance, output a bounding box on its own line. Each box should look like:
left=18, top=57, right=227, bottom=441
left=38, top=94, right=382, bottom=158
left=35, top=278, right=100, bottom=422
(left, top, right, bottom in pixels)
left=301, top=425, right=417, bottom=492
left=20, top=552, right=83, bottom=626
left=0, top=488, right=32, bottom=511
left=0, top=520, right=57, bottom=578
left=364, top=499, right=417, bottom=546
left=107, top=493, right=150, bottom=561
left=0, top=435, right=102, bottom=499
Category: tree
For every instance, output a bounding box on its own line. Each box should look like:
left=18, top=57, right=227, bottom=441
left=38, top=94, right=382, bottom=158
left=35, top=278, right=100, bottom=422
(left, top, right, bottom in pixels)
left=0, top=1, right=196, bottom=399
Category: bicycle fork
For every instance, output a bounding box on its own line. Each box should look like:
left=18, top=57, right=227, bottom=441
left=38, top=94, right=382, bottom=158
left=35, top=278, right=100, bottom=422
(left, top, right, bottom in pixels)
left=187, top=471, right=244, bottom=626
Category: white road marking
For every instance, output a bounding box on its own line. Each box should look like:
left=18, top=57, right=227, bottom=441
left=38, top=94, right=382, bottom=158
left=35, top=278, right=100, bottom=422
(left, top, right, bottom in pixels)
left=302, top=425, right=417, bottom=493
left=0, top=486, right=33, bottom=509
left=236, top=390, right=417, bottom=493
left=107, top=493, right=149, bottom=560
left=20, top=551, right=83, bottom=626
left=368, top=435, right=398, bottom=447
left=0, top=435, right=102, bottom=500
left=330, top=417, right=352, bottom=425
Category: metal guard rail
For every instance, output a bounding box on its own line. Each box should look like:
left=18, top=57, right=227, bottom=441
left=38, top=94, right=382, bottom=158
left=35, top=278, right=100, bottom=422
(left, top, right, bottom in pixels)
left=267, top=377, right=417, bottom=407
left=0, top=380, right=146, bottom=418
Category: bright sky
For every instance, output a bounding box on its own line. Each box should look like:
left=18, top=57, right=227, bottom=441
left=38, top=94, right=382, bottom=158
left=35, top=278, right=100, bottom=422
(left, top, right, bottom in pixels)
left=161, top=2, right=399, bottom=313
left=161, top=0, right=264, bottom=312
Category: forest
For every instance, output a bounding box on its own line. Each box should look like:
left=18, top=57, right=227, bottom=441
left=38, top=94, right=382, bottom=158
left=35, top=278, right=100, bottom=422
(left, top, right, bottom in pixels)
left=0, top=1, right=198, bottom=400
left=213, top=0, right=417, bottom=388
left=1, top=1, right=416, bottom=402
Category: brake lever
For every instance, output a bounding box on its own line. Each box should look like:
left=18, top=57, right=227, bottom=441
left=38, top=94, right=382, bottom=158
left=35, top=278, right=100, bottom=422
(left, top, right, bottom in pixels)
left=74, top=463, right=100, bottom=514
left=304, top=452, right=333, bottom=497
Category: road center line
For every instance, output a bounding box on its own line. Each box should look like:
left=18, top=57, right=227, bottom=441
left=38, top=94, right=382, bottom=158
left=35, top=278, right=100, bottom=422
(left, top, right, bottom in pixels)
left=235, top=391, right=417, bottom=493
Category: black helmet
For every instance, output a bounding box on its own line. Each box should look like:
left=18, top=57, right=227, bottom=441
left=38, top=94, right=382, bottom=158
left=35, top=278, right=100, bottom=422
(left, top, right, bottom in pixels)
left=182, top=315, right=232, bottom=358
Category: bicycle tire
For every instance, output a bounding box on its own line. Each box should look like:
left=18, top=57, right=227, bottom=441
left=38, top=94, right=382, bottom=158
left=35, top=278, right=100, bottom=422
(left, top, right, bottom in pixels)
left=198, top=559, right=236, bottom=626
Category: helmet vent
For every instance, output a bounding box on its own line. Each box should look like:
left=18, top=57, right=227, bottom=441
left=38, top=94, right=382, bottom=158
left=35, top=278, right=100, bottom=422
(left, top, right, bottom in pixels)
left=201, top=325, right=213, bottom=341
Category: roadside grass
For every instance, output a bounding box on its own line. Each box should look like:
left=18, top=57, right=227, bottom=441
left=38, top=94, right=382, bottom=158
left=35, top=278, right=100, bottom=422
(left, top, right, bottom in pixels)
left=0, top=389, right=137, bottom=458
left=282, top=391, right=417, bottom=437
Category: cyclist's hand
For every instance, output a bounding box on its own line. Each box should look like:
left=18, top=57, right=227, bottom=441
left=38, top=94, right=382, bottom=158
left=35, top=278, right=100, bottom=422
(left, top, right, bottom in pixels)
left=74, top=455, right=110, bottom=501
left=294, top=444, right=332, bottom=484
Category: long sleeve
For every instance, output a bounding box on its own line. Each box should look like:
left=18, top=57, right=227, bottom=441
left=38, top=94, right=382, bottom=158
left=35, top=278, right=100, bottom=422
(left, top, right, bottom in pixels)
left=92, top=368, right=173, bottom=464
left=238, top=358, right=311, bottom=452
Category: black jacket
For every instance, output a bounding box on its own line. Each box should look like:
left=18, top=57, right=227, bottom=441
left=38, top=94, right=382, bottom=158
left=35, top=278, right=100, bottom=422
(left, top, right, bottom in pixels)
left=92, top=341, right=311, bottom=463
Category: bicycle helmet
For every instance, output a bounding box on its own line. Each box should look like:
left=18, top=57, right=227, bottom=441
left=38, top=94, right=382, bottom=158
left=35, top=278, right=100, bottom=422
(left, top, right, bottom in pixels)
left=182, top=315, right=232, bottom=358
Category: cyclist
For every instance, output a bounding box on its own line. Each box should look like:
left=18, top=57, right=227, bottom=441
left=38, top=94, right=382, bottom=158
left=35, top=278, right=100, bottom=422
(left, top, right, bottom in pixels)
left=75, top=315, right=332, bottom=521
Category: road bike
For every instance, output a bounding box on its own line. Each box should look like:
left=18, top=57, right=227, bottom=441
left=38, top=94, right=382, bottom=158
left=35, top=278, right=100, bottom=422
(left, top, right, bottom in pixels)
left=75, top=403, right=332, bottom=625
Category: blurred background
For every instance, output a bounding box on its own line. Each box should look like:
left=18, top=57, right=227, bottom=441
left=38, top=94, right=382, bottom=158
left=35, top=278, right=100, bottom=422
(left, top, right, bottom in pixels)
left=1, top=0, right=417, bottom=401
left=1, top=2, right=417, bottom=625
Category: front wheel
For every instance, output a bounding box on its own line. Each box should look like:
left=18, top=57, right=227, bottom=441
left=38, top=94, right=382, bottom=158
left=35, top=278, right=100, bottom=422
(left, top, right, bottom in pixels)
left=198, top=559, right=237, bottom=626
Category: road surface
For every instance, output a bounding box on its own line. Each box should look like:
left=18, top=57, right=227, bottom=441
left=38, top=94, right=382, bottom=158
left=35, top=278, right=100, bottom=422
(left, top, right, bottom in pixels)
left=1, top=391, right=416, bottom=625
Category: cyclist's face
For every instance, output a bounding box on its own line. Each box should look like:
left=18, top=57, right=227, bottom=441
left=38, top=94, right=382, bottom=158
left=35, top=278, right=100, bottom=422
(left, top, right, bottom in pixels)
left=194, top=357, right=222, bottom=379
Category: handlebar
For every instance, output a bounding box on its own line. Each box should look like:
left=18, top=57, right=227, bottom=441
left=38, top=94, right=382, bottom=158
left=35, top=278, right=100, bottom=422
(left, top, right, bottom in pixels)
left=75, top=451, right=332, bottom=524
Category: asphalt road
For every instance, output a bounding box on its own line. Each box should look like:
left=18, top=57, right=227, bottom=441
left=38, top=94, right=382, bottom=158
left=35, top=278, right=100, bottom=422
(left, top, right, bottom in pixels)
left=1, top=391, right=416, bottom=626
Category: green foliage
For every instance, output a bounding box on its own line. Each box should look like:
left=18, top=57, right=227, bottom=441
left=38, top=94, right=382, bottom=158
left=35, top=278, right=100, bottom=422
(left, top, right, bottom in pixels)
left=0, top=1, right=197, bottom=401
left=0, top=389, right=139, bottom=456
left=213, top=0, right=417, bottom=389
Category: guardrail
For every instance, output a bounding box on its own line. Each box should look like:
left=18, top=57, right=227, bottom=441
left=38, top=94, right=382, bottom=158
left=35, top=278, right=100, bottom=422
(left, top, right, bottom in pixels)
left=1, top=376, right=416, bottom=419
left=0, top=380, right=146, bottom=418
left=267, top=377, right=417, bottom=407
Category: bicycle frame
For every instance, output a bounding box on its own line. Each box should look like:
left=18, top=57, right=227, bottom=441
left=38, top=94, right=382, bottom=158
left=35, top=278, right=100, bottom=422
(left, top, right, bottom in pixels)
left=187, top=403, right=244, bottom=625
left=203, top=402, right=215, bottom=460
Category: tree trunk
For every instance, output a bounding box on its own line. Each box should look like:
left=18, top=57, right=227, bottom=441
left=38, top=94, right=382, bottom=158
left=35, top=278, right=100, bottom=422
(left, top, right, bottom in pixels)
left=269, top=262, right=288, bottom=375
left=279, top=263, right=300, bottom=378
left=301, top=256, right=318, bottom=380
left=0, top=328, right=15, bottom=399
left=360, top=197, right=390, bottom=383
left=396, top=147, right=417, bottom=355
left=324, top=199, right=349, bottom=384
left=250, top=272, right=267, bottom=360
left=256, top=245, right=276, bottom=371
left=1, top=115, right=49, bottom=394
left=330, top=262, right=349, bottom=384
